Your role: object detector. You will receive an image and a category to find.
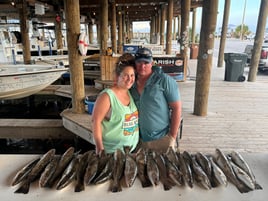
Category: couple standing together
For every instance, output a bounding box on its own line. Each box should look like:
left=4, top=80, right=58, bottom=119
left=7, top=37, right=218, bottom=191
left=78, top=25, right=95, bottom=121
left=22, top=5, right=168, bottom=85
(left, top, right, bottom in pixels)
left=92, top=47, right=182, bottom=154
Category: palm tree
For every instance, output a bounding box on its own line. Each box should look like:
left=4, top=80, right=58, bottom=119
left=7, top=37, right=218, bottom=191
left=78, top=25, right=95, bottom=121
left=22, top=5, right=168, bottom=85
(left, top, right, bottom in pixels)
left=234, top=24, right=250, bottom=39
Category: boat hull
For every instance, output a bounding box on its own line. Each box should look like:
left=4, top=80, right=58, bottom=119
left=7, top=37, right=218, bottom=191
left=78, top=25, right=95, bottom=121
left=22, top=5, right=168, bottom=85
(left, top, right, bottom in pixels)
left=0, top=65, right=68, bottom=100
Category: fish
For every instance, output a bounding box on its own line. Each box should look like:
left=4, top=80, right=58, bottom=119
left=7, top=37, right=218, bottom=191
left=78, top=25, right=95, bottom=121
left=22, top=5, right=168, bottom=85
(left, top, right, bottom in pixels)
left=191, top=156, right=212, bottom=190
left=165, top=146, right=179, bottom=166
left=229, top=151, right=262, bottom=190
left=195, top=152, right=212, bottom=186
left=74, top=151, right=92, bottom=192
left=124, top=147, right=138, bottom=188
left=135, top=148, right=152, bottom=188
left=39, top=155, right=61, bottom=188
left=154, top=153, right=173, bottom=191
left=146, top=151, right=160, bottom=186
left=182, top=151, right=193, bottom=166
left=178, top=152, right=193, bottom=188
left=209, top=156, right=228, bottom=187
left=164, top=155, right=183, bottom=186
left=214, top=148, right=251, bottom=193
left=11, top=157, right=40, bottom=186
left=110, top=149, right=125, bottom=192
left=230, top=160, right=255, bottom=191
left=94, top=154, right=114, bottom=184
left=56, top=154, right=80, bottom=190
left=92, top=150, right=111, bottom=183
left=14, top=148, right=56, bottom=194
left=45, top=146, right=75, bottom=188
left=84, top=152, right=99, bottom=185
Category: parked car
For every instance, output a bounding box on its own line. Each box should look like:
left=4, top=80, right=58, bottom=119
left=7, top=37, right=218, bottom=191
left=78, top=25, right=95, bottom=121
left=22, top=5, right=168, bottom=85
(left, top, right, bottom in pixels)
left=245, top=33, right=255, bottom=40
left=244, top=43, right=268, bottom=71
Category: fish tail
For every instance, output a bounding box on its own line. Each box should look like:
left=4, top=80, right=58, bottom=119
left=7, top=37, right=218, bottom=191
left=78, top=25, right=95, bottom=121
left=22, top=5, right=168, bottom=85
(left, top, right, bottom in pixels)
left=138, top=175, right=152, bottom=188
left=141, top=181, right=152, bottom=188
left=210, top=179, right=219, bottom=188
left=163, top=183, right=172, bottom=191
left=236, top=182, right=252, bottom=193
left=254, top=183, right=263, bottom=190
left=141, top=179, right=152, bottom=188
left=188, top=181, right=194, bottom=188
left=45, top=180, right=54, bottom=188
left=110, top=180, right=122, bottom=193
left=14, top=181, right=30, bottom=194
left=74, top=183, right=85, bottom=192
left=110, top=186, right=122, bottom=193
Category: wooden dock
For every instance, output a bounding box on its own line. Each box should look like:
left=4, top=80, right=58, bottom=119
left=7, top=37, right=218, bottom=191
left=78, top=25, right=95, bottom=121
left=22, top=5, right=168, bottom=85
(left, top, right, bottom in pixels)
left=2, top=59, right=267, bottom=154
left=0, top=85, right=100, bottom=140
left=178, top=62, right=268, bottom=154
left=0, top=119, right=74, bottom=139
left=61, top=62, right=268, bottom=154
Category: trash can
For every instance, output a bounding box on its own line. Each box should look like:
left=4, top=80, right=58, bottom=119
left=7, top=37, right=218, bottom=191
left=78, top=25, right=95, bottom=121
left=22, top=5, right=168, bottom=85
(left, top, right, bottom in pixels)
left=224, top=53, right=247, bottom=82
left=190, top=43, right=199, bottom=59
left=85, top=95, right=98, bottom=115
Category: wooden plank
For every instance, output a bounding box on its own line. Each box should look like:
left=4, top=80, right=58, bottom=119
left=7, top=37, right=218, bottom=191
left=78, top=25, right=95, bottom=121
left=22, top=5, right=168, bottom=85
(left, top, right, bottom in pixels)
left=38, top=85, right=100, bottom=98
left=0, top=119, right=74, bottom=139
left=100, top=55, right=119, bottom=80
left=61, top=109, right=94, bottom=144
left=179, top=74, right=268, bottom=154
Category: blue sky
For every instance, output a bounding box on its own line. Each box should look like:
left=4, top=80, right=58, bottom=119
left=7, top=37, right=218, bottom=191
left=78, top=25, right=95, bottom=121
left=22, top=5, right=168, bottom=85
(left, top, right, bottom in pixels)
left=216, top=0, right=263, bottom=33
left=133, top=0, right=266, bottom=33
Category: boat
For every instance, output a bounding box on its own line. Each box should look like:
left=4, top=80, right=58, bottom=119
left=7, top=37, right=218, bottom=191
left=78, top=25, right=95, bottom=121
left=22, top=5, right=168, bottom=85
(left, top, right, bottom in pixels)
left=32, top=55, right=70, bottom=66
left=0, top=64, right=68, bottom=100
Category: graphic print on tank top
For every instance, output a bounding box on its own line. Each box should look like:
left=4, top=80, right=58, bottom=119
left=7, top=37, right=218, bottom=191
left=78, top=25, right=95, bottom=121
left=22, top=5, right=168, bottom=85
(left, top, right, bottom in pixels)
left=123, top=110, right=138, bottom=136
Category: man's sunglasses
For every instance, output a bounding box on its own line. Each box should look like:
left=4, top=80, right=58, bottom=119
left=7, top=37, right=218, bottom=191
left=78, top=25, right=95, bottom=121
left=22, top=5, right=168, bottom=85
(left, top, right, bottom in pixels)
left=135, top=53, right=152, bottom=58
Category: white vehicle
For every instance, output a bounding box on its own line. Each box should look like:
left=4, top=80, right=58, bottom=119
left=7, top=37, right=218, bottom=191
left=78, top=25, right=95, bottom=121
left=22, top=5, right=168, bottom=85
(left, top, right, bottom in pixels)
left=244, top=43, right=268, bottom=71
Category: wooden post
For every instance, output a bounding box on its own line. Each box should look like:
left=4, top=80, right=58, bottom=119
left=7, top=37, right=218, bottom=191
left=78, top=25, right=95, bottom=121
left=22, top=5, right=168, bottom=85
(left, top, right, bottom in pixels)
left=194, top=0, right=218, bottom=116
left=217, top=0, right=231, bottom=67
left=150, top=17, right=156, bottom=44
left=248, top=0, right=268, bottom=82
left=177, top=15, right=181, bottom=39
left=100, top=0, right=108, bottom=55
left=97, top=23, right=100, bottom=44
left=88, top=23, right=94, bottom=44
left=55, top=13, right=63, bottom=55
left=19, top=0, right=31, bottom=64
left=166, top=0, right=173, bottom=54
left=64, top=0, right=85, bottom=114
left=156, top=12, right=160, bottom=34
left=191, top=8, right=197, bottom=44
left=160, top=4, right=166, bottom=46
left=122, top=12, right=126, bottom=44
left=118, top=9, right=123, bottom=54
left=111, top=1, right=117, bottom=53
left=125, top=16, right=130, bottom=43
left=129, top=21, right=133, bottom=41
left=180, top=0, right=190, bottom=59
left=173, top=18, right=176, bottom=40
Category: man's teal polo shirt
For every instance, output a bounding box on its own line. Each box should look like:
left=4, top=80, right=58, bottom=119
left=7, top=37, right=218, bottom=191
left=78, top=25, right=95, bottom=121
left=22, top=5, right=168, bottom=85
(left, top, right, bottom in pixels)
left=130, top=67, right=180, bottom=142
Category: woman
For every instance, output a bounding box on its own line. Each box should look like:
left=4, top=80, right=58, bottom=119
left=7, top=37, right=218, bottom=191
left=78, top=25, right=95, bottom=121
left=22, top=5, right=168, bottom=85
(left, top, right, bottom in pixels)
left=92, top=53, right=139, bottom=154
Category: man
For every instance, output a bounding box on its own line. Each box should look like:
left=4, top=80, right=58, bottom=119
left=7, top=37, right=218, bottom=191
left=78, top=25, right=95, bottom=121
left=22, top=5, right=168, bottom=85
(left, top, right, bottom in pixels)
left=130, top=47, right=182, bottom=153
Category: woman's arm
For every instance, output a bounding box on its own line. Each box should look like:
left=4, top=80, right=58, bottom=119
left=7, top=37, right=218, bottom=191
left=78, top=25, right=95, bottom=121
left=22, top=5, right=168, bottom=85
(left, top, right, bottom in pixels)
left=91, top=92, right=111, bottom=155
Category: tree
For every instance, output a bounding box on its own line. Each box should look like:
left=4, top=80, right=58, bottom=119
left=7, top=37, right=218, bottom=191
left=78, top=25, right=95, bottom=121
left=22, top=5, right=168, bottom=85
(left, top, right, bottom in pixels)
left=234, top=24, right=250, bottom=39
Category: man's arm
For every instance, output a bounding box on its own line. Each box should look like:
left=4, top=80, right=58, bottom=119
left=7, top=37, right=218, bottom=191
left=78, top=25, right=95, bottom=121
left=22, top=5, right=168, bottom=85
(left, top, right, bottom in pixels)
left=168, top=100, right=182, bottom=139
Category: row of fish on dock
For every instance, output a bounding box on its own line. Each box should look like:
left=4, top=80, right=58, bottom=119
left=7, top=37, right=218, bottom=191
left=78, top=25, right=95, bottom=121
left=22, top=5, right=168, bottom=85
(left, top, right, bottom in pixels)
left=11, top=146, right=262, bottom=194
